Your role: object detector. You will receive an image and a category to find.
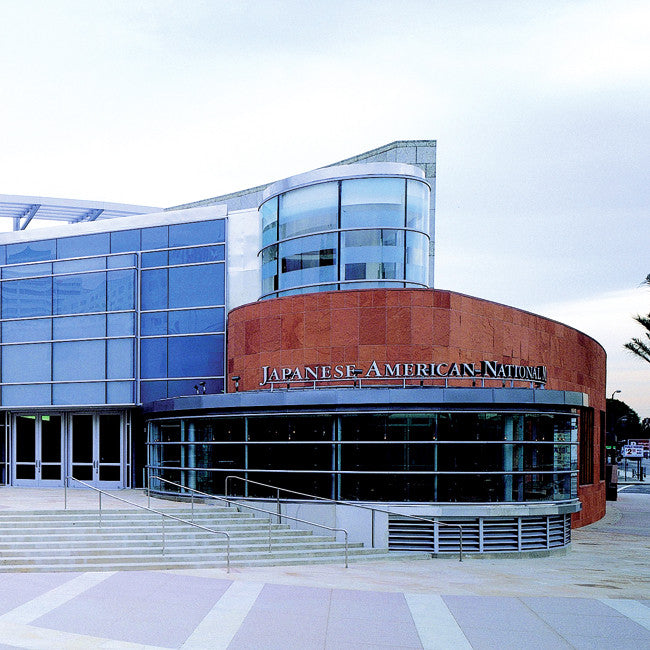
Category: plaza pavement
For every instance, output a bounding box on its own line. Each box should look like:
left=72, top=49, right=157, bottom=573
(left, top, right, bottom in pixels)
left=0, top=486, right=648, bottom=649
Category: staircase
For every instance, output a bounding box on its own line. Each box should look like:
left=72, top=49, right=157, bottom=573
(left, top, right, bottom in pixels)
left=0, top=505, right=393, bottom=572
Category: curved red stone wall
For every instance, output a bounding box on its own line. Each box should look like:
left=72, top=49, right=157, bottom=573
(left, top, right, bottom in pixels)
left=227, top=289, right=607, bottom=526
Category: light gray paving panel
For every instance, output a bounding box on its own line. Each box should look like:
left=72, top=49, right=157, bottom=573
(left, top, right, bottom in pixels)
left=443, top=595, right=571, bottom=649
left=0, top=573, right=79, bottom=616
left=522, top=596, right=624, bottom=616
left=32, top=570, right=231, bottom=647
left=327, top=590, right=421, bottom=648
left=227, top=584, right=330, bottom=650
left=325, top=613, right=422, bottom=648
left=538, top=611, right=650, bottom=645
left=328, top=589, right=414, bottom=622
left=228, top=610, right=329, bottom=649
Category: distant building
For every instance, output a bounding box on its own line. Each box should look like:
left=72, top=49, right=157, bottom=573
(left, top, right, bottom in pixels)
left=0, top=141, right=606, bottom=553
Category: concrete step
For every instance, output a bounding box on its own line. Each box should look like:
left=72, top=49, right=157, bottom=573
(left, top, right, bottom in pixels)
left=0, top=512, right=256, bottom=527
left=0, top=546, right=389, bottom=570
left=0, top=534, right=335, bottom=554
left=0, top=550, right=404, bottom=573
left=0, top=528, right=315, bottom=545
left=0, top=506, right=390, bottom=572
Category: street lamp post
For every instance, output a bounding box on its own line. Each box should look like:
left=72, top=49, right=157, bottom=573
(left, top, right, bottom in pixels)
left=611, top=390, right=621, bottom=400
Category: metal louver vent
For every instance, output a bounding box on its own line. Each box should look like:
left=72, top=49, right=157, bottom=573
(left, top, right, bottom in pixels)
left=388, top=514, right=571, bottom=554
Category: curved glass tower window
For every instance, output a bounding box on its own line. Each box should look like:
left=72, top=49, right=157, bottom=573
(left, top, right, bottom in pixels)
left=259, top=164, right=431, bottom=298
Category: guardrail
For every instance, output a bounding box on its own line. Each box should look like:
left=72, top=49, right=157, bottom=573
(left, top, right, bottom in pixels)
left=224, top=475, right=464, bottom=561
left=148, top=475, right=351, bottom=568
left=64, top=476, right=231, bottom=572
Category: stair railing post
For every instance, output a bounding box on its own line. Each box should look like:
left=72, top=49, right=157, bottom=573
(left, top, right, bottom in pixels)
left=459, top=526, right=463, bottom=562
left=276, top=488, right=281, bottom=525
left=147, top=467, right=151, bottom=509
left=191, top=493, right=194, bottom=522
left=344, top=530, right=348, bottom=569
left=268, top=515, right=272, bottom=553
left=226, top=536, right=230, bottom=573
left=64, top=476, right=68, bottom=510
left=161, top=515, right=165, bottom=555
left=98, top=490, right=102, bottom=528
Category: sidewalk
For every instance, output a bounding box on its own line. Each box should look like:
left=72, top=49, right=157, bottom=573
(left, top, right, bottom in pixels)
left=0, top=489, right=648, bottom=649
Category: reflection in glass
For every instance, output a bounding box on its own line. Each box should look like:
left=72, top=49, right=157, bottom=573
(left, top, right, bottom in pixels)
left=278, top=182, right=338, bottom=239
left=341, top=178, right=405, bottom=229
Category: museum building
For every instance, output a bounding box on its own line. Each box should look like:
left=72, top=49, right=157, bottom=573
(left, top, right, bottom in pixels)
left=0, top=141, right=606, bottom=554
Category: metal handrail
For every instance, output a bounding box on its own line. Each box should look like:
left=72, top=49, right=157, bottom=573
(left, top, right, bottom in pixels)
left=149, top=475, right=350, bottom=568
left=64, top=476, right=231, bottom=572
left=224, top=475, right=464, bottom=562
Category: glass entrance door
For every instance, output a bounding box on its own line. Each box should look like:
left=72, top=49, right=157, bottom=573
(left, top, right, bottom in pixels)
left=71, top=413, right=123, bottom=489
left=13, top=414, right=63, bottom=487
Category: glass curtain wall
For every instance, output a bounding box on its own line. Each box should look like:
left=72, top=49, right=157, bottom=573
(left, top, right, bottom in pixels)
left=259, top=177, right=430, bottom=298
left=0, top=219, right=226, bottom=407
left=147, top=411, right=579, bottom=503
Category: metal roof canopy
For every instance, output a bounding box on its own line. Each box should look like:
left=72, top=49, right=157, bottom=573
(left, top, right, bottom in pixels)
left=0, top=194, right=162, bottom=231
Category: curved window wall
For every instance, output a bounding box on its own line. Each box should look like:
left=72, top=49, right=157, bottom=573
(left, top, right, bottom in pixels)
left=147, top=410, right=579, bottom=503
left=259, top=175, right=430, bottom=299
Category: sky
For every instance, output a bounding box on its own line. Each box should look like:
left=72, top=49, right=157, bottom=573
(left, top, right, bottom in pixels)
left=0, top=0, right=648, bottom=416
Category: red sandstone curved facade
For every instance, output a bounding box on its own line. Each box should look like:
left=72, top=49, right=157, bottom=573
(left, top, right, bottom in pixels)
left=227, top=289, right=607, bottom=526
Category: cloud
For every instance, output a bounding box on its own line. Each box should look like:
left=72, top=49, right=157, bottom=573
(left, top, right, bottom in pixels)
left=537, top=288, right=650, bottom=418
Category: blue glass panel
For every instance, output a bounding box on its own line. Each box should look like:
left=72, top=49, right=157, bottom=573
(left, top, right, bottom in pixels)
left=2, top=343, right=51, bottom=382
left=141, top=312, right=167, bottom=336
left=140, top=338, right=167, bottom=378
left=278, top=182, right=338, bottom=239
left=107, top=312, right=135, bottom=337
left=2, top=318, right=51, bottom=343
left=111, top=229, right=141, bottom=253
left=107, top=254, right=136, bottom=269
left=168, top=378, right=223, bottom=398
left=2, top=277, right=52, bottom=318
left=341, top=230, right=404, bottom=281
left=2, top=384, right=51, bottom=406
left=53, top=314, right=105, bottom=340
left=107, top=270, right=135, bottom=311
left=278, top=233, right=337, bottom=290
left=140, top=381, right=167, bottom=403
left=168, top=308, right=224, bottom=334
left=166, top=380, right=197, bottom=397
left=341, top=178, right=405, bottom=229
left=260, top=196, right=278, bottom=247
left=167, top=335, right=224, bottom=378
left=141, top=251, right=168, bottom=268
left=2, top=262, right=52, bottom=278
left=141, top=226, right=168, bottom=251
left=169, top=220, right=225, bottom=247
left=107, top=381, right=134, bottom=404
left=141, top=269, right=167, bottom=310
left=53, top=340, right=105, bottom=380
left=57, top=233, right=110, bottom=259
left=107, top=339, right=134, bottom=379
left=6, top=240, right=56, bottom=264
left=53, top=273, right=106, bottom=315
left=169, top=245, right=225, bottom=265
left=53, top=382, right=105, bottom=405
left=261, top=245, right=278, bottom=295
left=54, top=258, right=105, bottom=273
left=168, top=264, right=224, bottom=309
left=0, top=246, right=5, bottom=265
left=406, top=179, right=429, bottom=231
left=405, top=231, right=428, bottom=284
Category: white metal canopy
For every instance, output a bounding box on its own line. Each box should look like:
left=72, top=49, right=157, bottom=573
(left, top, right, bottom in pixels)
left=0, top=194, right=162, bottom=231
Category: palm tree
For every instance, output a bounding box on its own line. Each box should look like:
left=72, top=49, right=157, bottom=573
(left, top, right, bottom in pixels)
left=624, top=274, right=650, bottom=363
